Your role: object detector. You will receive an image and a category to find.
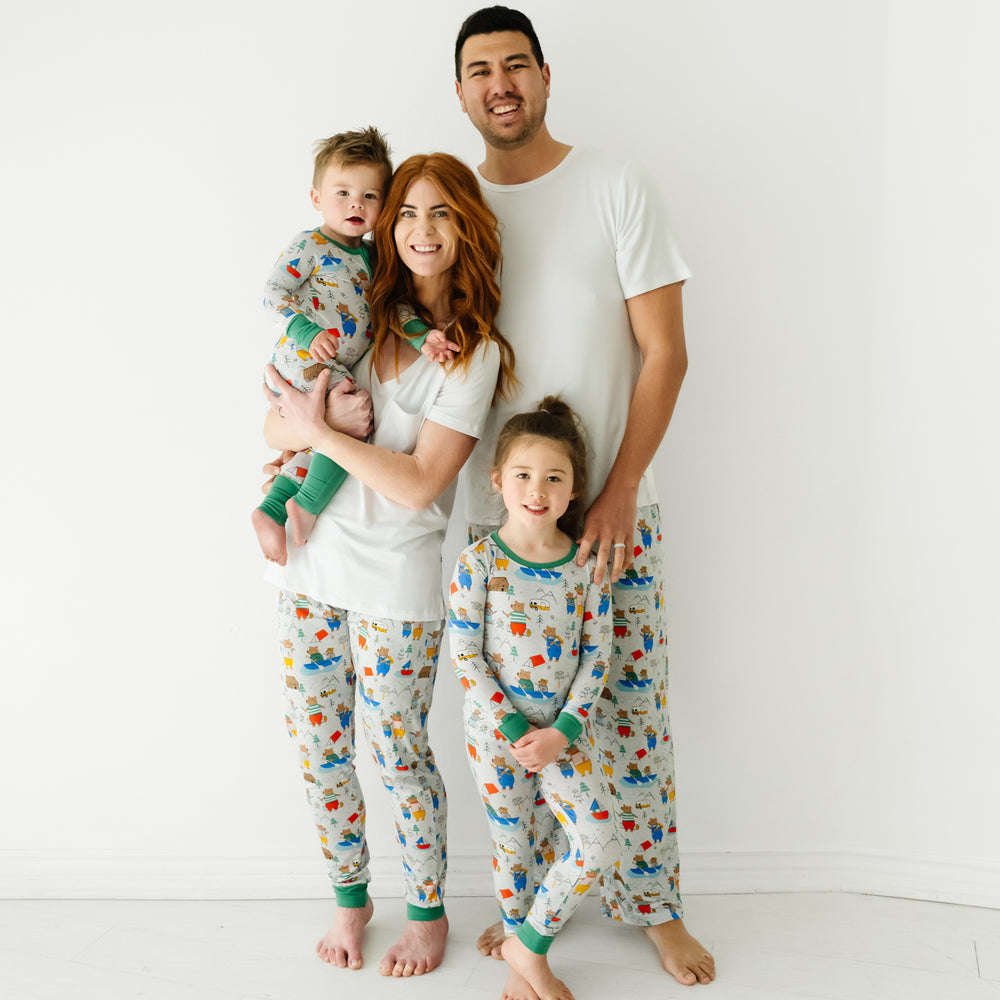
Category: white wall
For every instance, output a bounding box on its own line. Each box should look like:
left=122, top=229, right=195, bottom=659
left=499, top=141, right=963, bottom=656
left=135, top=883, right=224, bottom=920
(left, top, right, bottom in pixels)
left=2, top=0, right=997, bottom=905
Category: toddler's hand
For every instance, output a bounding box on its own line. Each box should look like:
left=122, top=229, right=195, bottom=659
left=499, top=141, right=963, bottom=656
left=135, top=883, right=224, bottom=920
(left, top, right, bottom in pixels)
left=309, top=329, right=340, bottom=362
left=510, top=727, right=568, bottom=772
left=261, top=451, right=296, bottom=494
left=420, top=328, right=460, bottom=363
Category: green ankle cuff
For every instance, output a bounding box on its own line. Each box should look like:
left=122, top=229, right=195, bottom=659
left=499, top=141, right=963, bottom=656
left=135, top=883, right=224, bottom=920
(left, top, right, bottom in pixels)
left=516, top=922, right=553, bottom=955
left=406, top=902, right=445, bottom=922
left=334, top=884, right=369, bottom=908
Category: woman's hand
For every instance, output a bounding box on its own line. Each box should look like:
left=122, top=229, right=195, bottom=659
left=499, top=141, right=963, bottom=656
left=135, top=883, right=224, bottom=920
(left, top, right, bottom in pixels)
left=263, top=365, right=332, bottom=444
left=325, top=377, right=373, bottom=440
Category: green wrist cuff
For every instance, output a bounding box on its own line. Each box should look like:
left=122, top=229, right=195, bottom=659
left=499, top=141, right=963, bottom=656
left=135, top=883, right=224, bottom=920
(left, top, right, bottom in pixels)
left=407, top=902, right=445, bottom=922
left=516, top=922, right=554, bottom=955
left=552, top=713, right=583, bottom=746
left=498, top=712, right=532, bottom=744
left=287, top=312, right=324, bottom=350
left=334, top=883, right=369, bottom=908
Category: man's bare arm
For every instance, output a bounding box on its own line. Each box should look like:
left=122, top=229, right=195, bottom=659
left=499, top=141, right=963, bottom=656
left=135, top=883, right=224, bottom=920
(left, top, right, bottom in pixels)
left=577, top=281, right=687, bottom=583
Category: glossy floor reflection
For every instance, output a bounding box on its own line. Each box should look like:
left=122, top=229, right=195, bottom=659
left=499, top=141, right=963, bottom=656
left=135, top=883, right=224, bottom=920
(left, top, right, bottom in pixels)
left=2, top=892, right=999, bottom=999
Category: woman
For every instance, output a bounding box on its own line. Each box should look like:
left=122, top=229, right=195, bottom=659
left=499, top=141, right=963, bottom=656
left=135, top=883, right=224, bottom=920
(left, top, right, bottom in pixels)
left=262, top=153, right=515, bottom=977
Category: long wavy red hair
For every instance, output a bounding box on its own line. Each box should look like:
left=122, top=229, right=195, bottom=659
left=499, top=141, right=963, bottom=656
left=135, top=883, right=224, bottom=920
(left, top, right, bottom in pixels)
left=368, top=153, right=516, bottom=399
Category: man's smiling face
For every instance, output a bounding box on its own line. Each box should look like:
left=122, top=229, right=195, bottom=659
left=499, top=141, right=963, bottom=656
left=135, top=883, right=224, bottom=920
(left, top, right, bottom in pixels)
left=455, top=30, right=551, bottom=151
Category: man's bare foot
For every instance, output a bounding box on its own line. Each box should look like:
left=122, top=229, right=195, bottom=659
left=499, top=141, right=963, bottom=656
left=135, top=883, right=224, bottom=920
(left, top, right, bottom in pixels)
left=500, top=935, right=574, bottom=1000
left=379, top=914, right=449, bottom=977
left=252, top=507, right=287, bottom=565
left=286, top=498, right=318, bottom=548
left=315, top=897, right=373, bottom=969
left=502, top=967, right=541, bottom=1000
left=478, top=918, right=505, bottom=958
left=644, top=918, right=715, bottom=985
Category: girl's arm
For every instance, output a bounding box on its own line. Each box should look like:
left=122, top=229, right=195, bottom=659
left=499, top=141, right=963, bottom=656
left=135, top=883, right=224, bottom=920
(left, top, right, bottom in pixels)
left=552, top=566, right=615, bottom=745
left=448, top=544, right=533, bottom=743
left=265, top=364, right=473, bottom=511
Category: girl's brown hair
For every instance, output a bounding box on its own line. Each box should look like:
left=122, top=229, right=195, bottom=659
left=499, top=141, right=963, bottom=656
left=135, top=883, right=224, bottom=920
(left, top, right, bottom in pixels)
left=367, top=153, right=516, bottom=400
left=492, top=395, right=589, bottom=538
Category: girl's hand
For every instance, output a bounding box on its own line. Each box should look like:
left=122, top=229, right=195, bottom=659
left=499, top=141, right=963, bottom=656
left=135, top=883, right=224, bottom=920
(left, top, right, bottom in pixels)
left=510, top=727, right=568, bottom=772
left=263, top=365, right=331, bottom=443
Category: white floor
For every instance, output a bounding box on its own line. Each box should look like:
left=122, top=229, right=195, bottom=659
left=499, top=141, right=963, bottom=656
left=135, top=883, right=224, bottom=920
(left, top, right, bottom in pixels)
left=2, top=892, right=999, bottom=1000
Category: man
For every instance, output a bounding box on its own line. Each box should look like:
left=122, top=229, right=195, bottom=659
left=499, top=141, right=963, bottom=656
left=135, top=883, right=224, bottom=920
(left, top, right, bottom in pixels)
left=454, top=6, right=715, bottom=989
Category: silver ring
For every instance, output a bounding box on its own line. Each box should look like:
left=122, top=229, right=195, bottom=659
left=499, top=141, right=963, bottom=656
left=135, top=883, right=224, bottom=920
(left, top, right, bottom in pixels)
left=612, top=543, right=626, bottom=549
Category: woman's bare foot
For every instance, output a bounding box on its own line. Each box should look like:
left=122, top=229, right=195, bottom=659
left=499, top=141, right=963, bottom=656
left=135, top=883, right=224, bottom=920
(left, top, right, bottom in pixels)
left=379, top=914, right=449, bottom=977
left=252, top=507, right=287, bottom=565
left=500, top=934, right=574, bottom=1000
left=502, top=967, right=541, bottom=1000
left=644, top=918, right=715, bottom=985
left=286, top=498, right=318, bottom=548
left=315, top=897, right=373, bottom=969
left=478, top=918, right=505, bottom=958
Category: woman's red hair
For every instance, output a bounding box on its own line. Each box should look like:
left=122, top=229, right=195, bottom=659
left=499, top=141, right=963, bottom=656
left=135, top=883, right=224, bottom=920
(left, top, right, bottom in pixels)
left=368, top=153, right=516, bottom=399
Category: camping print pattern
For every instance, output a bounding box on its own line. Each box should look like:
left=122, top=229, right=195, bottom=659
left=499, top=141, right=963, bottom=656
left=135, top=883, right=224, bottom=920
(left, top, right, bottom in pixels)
left=277, top=590, right=447, bottom=909
left=469, top=505, right=682, bottom=924
left=449, top=536, right=617, bottom=940
left=263, top=230, right=373, bottom=486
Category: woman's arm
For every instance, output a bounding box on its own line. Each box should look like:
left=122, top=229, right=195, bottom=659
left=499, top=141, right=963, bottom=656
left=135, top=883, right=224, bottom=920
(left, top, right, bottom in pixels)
left=264, top=365, right=474, bottom=511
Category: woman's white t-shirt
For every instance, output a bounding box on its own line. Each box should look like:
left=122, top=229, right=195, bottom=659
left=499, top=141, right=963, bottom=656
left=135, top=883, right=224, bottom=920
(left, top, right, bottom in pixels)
left=265, top=340, right=501, bottom=621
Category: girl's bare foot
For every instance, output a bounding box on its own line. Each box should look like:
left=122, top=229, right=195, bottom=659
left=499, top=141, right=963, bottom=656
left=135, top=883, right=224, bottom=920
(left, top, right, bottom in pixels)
left=315, top=897, right=373, bottom=969
left=252, top=507, right=287, bottom=565
left=286, top=498, right=318, bottom=548
left=379, top=914, right=449, bottom=977
left=644, top=918, right=715, bottom=985
left=500, top=934, right=574, bottom=1000
left=502, top=967, right=541, bottom=1000
left=478, top=918, right=505, bottom=958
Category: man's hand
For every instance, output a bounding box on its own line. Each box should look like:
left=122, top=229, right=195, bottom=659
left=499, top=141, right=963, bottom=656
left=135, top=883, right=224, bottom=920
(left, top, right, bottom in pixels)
left=510, top=727, right=568, bottom=772
left=420, top=328, right=461, bottom=364
left=576, top=480, right=638, bottom=585
left=325, top=377, right=373, bottom=439
left=308, top=329, right=340, bottom=363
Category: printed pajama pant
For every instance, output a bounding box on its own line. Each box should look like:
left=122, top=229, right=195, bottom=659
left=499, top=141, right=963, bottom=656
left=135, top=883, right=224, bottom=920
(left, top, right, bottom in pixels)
left=277, top=590, right=447, bottom=911
left=465, top=716, right=616, bottom=949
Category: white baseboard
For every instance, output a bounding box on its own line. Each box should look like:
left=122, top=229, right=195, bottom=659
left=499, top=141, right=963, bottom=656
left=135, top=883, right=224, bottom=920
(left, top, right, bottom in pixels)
left=2, top=849, right=998, bottom=909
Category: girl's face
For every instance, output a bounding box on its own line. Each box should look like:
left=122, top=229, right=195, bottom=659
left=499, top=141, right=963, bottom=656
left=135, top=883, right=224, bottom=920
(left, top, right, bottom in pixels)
left=491, top=435, right=576, bottom=534
left=394, top=177, right=460, bottom=278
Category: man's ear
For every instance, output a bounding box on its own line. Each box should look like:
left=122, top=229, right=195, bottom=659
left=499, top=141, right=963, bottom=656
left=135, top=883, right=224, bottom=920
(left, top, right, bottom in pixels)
left=456, top=79, right=467, bottom=114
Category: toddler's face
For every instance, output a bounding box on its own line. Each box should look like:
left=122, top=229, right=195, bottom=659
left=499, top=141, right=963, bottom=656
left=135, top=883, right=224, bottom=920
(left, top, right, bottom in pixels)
left=310, top=160, right=385, bottom=247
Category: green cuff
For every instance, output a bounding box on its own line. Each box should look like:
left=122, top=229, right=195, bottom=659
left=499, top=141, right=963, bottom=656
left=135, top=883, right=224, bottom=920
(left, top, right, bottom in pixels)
left=407, top=902, right=445, bottom=922
left=402, top=317, right=431, bottom=351
left=286, top=312, right=324, bottom=350
left=498, top=712, right=532, bottom=744
left=516, top=921, right=554, bottom=955
left=552, top=712, right=583, bottom=746
left=334, top=883, right=369, bottom=908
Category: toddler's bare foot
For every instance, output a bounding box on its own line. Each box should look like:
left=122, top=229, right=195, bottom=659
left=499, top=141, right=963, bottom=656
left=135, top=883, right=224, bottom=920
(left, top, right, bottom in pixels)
left=252, top=507, right=287, bottom=565
left=502, top=967, right=541, bottom=1000
left=286, top=498, right=318, bottom=548
left=500, top=935, right=574, bottom=1000
left=478, top=918, right=505, bottom=958
left=644, top=918, right=715, bottom=985
left=315, top=897, right=373, bottom=969
left=379, top=914, right=448, bottom=977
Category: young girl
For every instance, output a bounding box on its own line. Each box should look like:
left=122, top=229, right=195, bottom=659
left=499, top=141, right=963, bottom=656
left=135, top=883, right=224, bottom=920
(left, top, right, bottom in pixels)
left=448, top=397, right=617, bottom=1000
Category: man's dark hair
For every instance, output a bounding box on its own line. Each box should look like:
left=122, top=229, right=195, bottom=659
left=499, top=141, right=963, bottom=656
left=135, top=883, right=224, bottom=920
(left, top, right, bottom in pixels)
left=454, top=6, right=545, bottom=80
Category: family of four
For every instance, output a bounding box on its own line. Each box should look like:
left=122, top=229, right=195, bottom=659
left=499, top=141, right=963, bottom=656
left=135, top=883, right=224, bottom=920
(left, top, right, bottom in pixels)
left=252, top=7, right=715, bottom=999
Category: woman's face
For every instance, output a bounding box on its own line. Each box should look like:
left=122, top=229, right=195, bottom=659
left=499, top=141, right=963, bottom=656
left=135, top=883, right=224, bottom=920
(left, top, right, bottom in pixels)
left=394, top=177, right=460, bottom=279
